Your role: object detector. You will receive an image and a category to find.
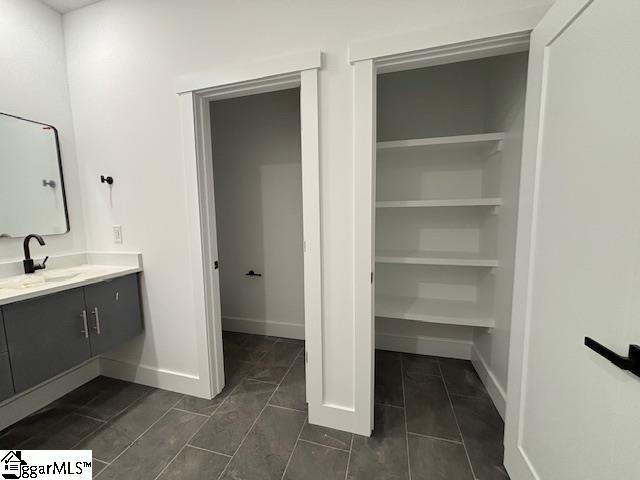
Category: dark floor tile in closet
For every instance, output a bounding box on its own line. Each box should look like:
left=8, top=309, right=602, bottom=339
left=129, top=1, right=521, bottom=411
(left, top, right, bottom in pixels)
left=439, top=358, right=488, bottom=398
left=451, top=394, right=509, bottom=480
left=157, top=445, right=230, bottom=480
left=375, top=350, right=404, bottom=407
left=408, top=434, right=474, bottom=480
left=248, top=341, right=302, bottom=384
left=21, top=413, right=103, bottom=450
left=97, top=409, right=206, bottom=480
left=77, top=379, right=153, bottom=421
left=79, top=389, right=184, bottom=462
left=347, top=404, right=409, bottom=480
left=240, top=334, right=279, bottom=360
left=299, top=420, right=353, bottom=451
left=402, top=353, right=441, bottom=378
left=220, top=405, right=306, bottom=480
left=189, top=379, right=276, bottom=455
left=403, top=372, right=460, bottom=441
left=284, top=440, right=349, bottom=480
left=270, top=355, right=306, bottom=411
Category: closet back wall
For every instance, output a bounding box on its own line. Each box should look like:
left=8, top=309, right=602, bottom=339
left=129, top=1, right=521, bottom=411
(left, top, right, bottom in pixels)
left=211, top=89, right=304, bottom=338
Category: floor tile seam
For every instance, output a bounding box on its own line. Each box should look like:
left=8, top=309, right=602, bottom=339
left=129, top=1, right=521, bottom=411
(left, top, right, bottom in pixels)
left=406, top=431, right=464, bottom=446
left=171, top=407, right=210, bottom=418
left=70, top=392, right=187, bottom=451
left=400, top=355, right=413, bottom=480
left=297, top=437, right=350, bottom=453
left=216, top=346, right=303, bottom=480
left=80, top=385, right=157, bottom=424
left=93, top=396, right=186, bottom=478
left=267, top=403, right=307, bottom=414
left=343, top=434, right=354, bottom=480
left=184, top=443, right=233, bottom=458
left=152, top=399, right=226, bottom=480
left=279, top=413, right=308, bottom=480
left=437, top=361, right=477, bottom=480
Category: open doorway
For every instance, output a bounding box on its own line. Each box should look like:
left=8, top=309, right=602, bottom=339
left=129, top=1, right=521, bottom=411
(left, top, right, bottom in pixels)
left=209, top=88, right=307, bottom=404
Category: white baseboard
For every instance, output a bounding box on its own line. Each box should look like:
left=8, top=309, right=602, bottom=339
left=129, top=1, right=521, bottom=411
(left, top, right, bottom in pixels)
left=375, top=332, right=472, bottom=359
left=0, top=358, right=100, bottom=431
left=471, top=346, right=506, bottom=419
left=222, top=316, right=305, bottom=340
left=98, top=357, right=206, bottom=398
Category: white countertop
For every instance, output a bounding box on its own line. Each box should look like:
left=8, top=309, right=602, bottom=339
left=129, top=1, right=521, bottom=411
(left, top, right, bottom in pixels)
left=0, top=253, right=142, bottom=306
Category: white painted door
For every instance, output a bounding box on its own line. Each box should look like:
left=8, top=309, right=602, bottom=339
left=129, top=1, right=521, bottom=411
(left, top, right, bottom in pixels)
left=505, top=1, right=640, bottom=479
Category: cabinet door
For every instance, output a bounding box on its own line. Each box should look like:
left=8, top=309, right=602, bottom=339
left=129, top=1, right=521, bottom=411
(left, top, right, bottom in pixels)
left=0, top=309, right=14, bottom=401
left=3, top=288, right=91, bottom=393
left=84, top=274, right=143, bottom=356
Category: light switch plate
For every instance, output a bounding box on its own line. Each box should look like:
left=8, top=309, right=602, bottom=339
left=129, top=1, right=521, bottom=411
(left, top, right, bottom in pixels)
left=113, top=225, right=123, bottom=244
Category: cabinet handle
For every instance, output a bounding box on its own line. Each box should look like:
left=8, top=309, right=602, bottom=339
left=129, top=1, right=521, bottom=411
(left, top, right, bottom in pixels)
left=81, top=310, right=89, bottom=339
left=93, top=307, right=101, bottom=335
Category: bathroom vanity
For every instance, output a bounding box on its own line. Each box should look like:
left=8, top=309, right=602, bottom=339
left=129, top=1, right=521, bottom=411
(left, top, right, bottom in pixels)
left=0, top=261, right=143, bottom=401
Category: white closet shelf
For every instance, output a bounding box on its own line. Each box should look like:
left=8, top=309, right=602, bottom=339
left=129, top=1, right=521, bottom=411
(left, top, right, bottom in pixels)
left=376, top=198, right=502, bottom=208
left=376, top=132, right=505, bottom=151
left=376, top=294, right=495, bottom=328
left=375, top=250, right=498, bottom=267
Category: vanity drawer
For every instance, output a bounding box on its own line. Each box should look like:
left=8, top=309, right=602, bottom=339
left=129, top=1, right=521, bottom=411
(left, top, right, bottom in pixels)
left=0, top=352, right=14, bottom=401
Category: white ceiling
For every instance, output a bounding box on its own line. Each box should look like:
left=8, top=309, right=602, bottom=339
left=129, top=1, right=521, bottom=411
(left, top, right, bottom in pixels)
left=40, top=0, right=102, bottom=14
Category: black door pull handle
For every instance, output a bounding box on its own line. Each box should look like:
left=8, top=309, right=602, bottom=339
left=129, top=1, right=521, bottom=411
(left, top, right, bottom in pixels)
left=584, top=337, right=640, bottom=378
left=245, top=270, right=262, bottom=277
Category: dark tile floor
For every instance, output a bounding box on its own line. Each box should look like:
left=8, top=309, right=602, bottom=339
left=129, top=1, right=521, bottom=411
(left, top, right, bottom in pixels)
left=0, top=332, right=508, bottom=480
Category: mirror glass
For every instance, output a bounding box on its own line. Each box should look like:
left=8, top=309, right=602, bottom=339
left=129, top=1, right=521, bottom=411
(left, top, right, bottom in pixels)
left=0, top=112, right=70, bottom=238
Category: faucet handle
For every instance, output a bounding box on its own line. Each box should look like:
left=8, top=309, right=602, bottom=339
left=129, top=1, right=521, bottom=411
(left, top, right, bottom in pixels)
left=41, top=256, right=49, bottom=269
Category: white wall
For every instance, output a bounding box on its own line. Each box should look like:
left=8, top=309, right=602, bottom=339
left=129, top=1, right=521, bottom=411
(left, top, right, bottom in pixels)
left=210, top=89, right=304, bottom=337
left=62, top=0, right=551, bottom=410
left=0, top=0, right=84, bottom=260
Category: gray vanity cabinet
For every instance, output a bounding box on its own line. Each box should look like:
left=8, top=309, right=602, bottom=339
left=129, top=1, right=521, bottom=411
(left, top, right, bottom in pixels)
left=84, top=274, right=143, bottom=356
left=3, top=288, right=91, bottom=393
left=0, top=310, right=15, bottom=401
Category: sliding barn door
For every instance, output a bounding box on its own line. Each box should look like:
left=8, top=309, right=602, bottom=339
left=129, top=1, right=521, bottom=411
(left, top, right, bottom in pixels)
left=505, top=0, right=640, bottom=478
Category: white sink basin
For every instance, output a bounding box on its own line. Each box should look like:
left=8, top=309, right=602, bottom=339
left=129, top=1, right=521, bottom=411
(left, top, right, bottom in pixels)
left=0, top=275, right=46, bottom=290
left=0, top=269, right=82, bottom=290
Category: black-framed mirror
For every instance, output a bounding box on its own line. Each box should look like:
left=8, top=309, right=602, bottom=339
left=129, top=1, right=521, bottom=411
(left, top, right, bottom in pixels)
left=0, top=112, right=70, bottom=238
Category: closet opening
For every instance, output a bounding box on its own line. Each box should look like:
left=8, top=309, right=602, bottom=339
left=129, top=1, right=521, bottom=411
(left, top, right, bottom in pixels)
left=372, top=51, right=528, bottom=474
left=208, top=88, right=307, bottom=412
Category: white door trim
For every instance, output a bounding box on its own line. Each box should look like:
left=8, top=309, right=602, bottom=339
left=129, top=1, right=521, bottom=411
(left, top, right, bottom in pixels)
left=350, top=9, right=543, bottom=435
left=504, top=2, right=594, bottom=479
left=176, top=53, right=324, bottom=420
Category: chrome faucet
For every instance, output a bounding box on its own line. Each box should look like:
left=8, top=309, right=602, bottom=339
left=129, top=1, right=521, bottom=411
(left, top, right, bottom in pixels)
left=23, top=234, right=48, bottom=274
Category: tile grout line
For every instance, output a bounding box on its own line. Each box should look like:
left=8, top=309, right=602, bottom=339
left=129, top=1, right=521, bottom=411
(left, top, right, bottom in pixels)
left=406, top=431, right=464, bottom=446
left=400, top=355, right=413, bottom=480
left=185, top=443, right=232, bottom=458
left=279, top=413, right=308, bottom=480
left=94, top=395, right=186, bottom=479
left=215, top=340, right=303, bottom=480
left=437, top=359, right=478, bottom=480
left=153, top=391, right=235, bottom=480
left=297, top=438, right=351, bottom=453
left=69, top=387, right=169, bottom=451
left=171, top=407, right=210, bottom=418
left=267, top=404, right=307, bottom=414
left=343, top=434, right=354, bottom=480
